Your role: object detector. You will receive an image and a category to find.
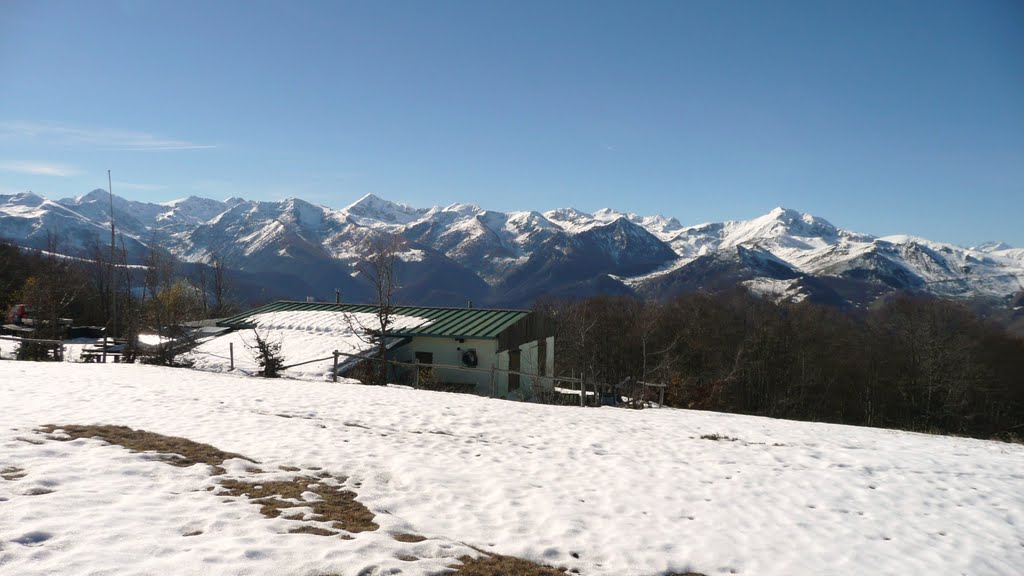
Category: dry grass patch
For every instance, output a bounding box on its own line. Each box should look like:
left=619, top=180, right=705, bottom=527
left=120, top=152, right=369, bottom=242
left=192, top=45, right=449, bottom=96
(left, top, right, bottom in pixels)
left=288, top=526, right=338, bottom=536
left=219, top=477, right=378, bottom=534
left=38, top=424, right=255, bottom=474
left=36, top=424, right=376, bottom=537
left=393, top=533, right=428, bottom=543
left=699, top=433, right=739, bottom=442
left=1, top=466, right=27, bottom=480
left=30, top=425, right=706, bottom=573
left=451, top=553, right=568, bottom=575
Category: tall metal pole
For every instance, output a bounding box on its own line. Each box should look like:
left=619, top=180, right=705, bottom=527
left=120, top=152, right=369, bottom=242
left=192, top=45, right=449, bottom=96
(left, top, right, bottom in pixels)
left=108, top=170, right=117, bottom=340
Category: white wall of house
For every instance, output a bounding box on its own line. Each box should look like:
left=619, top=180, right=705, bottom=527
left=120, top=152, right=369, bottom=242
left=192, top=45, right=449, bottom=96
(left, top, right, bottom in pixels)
left=389, top=336, right=498, bottom=394
left=495, top=335, right=556, bottom=399
left=388, top=333, right=555, bottom=399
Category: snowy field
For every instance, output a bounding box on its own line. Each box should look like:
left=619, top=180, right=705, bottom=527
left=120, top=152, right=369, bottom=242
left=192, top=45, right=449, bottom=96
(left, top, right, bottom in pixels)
left=2, top=362, right=1023, bottom=576
left=188, top=310, right=431, bottom=379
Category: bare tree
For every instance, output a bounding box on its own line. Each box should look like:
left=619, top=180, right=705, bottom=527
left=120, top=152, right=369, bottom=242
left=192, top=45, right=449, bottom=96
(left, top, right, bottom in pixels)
left=140, top=245, right=202, bottom=365
left=346, top=233, right=400, bottom=385
left=245, top=325, right=284, bottom=377
left=84, top=237, right=112, bottom=327
left=24, top=232, right=80, bottom=338
left=209, top=255, right=236, bottom=317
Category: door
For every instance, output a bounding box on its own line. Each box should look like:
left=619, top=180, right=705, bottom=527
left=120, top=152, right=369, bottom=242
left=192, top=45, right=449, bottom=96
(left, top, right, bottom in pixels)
left=415, top=351, right=434, bottom=384
left=508, top=349, right=520, bottom=392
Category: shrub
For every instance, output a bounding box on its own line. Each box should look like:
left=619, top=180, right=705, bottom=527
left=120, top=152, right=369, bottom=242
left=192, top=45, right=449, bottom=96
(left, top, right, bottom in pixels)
left=246, top=328, right=284, bottom=378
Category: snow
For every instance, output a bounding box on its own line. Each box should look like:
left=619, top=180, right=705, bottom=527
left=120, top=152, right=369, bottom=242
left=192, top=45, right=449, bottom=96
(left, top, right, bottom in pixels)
left=4, top=189, right=1024, bottom=301
left=3, top=362, right=1024, bottom=576
left=342, top=193, right=428, bottom=228
left=741, top=277, right=808, bottom=302
left=188, top=310, right=432, bottom=380
left=397, top=248, right=426, bottom=262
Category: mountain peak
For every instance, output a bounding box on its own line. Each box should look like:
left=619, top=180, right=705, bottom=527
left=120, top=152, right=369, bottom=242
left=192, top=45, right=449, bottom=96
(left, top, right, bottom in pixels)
left=761, top=206, right=836, bottom=231
left=0, top=190, right=47, bottom=208
left=974, top=241, right=1013, bottom=253
left=343, top=193, right=426, bottom=226
left=76, top=188, right=112, bottom=203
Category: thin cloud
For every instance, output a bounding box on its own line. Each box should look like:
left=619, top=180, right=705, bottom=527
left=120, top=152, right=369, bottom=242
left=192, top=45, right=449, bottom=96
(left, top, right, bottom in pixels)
left=0, top=160, right=78, bottom=177
left=114, top=181, right=167, bottom=192
left=115, top=145, right=218, bottom=151
left=0, top=120, right=216, bottom=151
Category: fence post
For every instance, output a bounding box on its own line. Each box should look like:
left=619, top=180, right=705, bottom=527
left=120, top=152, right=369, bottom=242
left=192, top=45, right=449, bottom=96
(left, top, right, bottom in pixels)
left=102, top=335, right=108, bottom=363
left=659, top=384, right=665, bottom=408
left=414, top=359, right=420, bottom=387
left=229, top=342, right=234, bottom=370
left=490, top=366, right=496, bottom=398
left=332, top=350, right=339, bottom=382
left=580, top=377, right=585, bottom=407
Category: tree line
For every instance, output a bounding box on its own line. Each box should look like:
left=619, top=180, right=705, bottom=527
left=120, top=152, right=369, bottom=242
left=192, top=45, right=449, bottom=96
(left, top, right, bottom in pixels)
left=538, top=290, right=1024, bottom=440
left=0, top=236, right=237, bottom=363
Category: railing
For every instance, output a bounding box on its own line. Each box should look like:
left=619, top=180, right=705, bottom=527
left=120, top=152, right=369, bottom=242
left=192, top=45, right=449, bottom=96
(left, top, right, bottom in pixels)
left=0, top=334, right=66, bottom=361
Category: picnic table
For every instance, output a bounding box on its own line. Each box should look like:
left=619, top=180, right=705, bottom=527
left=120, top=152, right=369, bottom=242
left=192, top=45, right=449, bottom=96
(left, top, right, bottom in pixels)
left=81, top=342, right=125, bottom=363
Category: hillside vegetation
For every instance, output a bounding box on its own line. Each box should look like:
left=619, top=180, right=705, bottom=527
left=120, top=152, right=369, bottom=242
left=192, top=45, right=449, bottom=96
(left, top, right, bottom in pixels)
left=541, top=291, right=1024, bottom=440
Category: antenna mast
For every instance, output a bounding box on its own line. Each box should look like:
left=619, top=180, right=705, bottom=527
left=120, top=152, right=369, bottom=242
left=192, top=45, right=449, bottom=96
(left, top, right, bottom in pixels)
left=108, top=170, right=117, bottom=339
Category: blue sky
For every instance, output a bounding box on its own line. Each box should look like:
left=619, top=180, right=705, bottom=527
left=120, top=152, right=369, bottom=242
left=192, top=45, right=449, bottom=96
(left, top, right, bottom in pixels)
left=1, top=0, right=1021, bottom=246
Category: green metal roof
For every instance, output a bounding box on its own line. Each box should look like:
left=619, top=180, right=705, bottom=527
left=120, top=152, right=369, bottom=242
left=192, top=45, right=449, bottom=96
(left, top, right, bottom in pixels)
left=218, top=301, right=531, bottom=339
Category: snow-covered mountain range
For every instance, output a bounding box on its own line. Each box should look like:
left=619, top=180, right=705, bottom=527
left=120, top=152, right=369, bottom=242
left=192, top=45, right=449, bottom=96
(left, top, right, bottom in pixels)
left=2, top=189, right=1022, bottom=308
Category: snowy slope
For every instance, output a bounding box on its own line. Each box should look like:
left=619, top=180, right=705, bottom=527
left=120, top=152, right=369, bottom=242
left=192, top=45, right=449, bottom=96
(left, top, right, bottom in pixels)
left=628, top=208, right=1024, bottom=302
left=340, top=193, right=428, bottom=230
left=2, top=362, right=1023, bottom=576
left=188, top=309, right=432, bottom=379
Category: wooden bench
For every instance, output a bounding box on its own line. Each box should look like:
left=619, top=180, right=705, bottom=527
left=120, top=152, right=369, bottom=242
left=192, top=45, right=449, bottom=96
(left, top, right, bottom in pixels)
left=81, top=348, right=122, bottom=363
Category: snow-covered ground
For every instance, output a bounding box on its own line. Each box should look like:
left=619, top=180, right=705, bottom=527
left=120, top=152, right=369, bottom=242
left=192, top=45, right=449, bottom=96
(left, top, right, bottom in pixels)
left=2, top=362, right=1022, bottom=576
left=188, top=310, right=431, bottom=380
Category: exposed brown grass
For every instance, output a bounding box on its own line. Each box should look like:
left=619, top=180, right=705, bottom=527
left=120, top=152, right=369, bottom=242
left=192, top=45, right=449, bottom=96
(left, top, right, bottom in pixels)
left=1, top=466, right=26, bottom=481
left=288, top=526, right=338, bottom=536
left=700, top=433, right=739, bottom=442
left=31, top=425, right=707, bottom=574
left=219, top=477, right=378, bottom=534
left=450, top=551, right=709, bottom=576
left=393, top=533, right=428, bottom=543
left=451, top=553, right=568, bottom=575
left=39, top=424, right=255, bottom=474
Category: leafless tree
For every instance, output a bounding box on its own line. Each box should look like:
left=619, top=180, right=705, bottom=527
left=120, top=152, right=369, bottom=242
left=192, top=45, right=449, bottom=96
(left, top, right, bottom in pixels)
left=23, top=232, right=80, bottom=338
left=345, top=233, right=400, bottom=385
left=209, top=255, right=236, bottom=317
left=140, top=245, right=202, bottom=365
left=245, top=325, right=284, bottom=377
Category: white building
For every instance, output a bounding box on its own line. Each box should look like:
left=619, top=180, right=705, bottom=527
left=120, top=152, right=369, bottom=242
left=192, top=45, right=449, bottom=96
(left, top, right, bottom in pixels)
left=217, top=301, right=556, bottom=398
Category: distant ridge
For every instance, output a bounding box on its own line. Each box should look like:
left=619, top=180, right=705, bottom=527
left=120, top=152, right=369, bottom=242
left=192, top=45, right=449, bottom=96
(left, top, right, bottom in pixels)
left=1, top=189, right=1021, bottom=307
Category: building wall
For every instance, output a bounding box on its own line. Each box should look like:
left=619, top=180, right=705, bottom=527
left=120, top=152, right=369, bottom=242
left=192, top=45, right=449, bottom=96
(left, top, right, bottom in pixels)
left=387, top=333, right=556, bottom=399
left=389, top=336, right=498, bottom=395
left=495, top=335, right=556, bottom=399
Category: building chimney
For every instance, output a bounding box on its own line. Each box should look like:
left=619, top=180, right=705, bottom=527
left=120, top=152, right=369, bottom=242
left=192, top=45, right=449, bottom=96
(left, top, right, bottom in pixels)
left=467, top=300, right=473, bottom=309
left=306, top=296, right=315, bottom=303
left=335, top=289, right=340, bottom=304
